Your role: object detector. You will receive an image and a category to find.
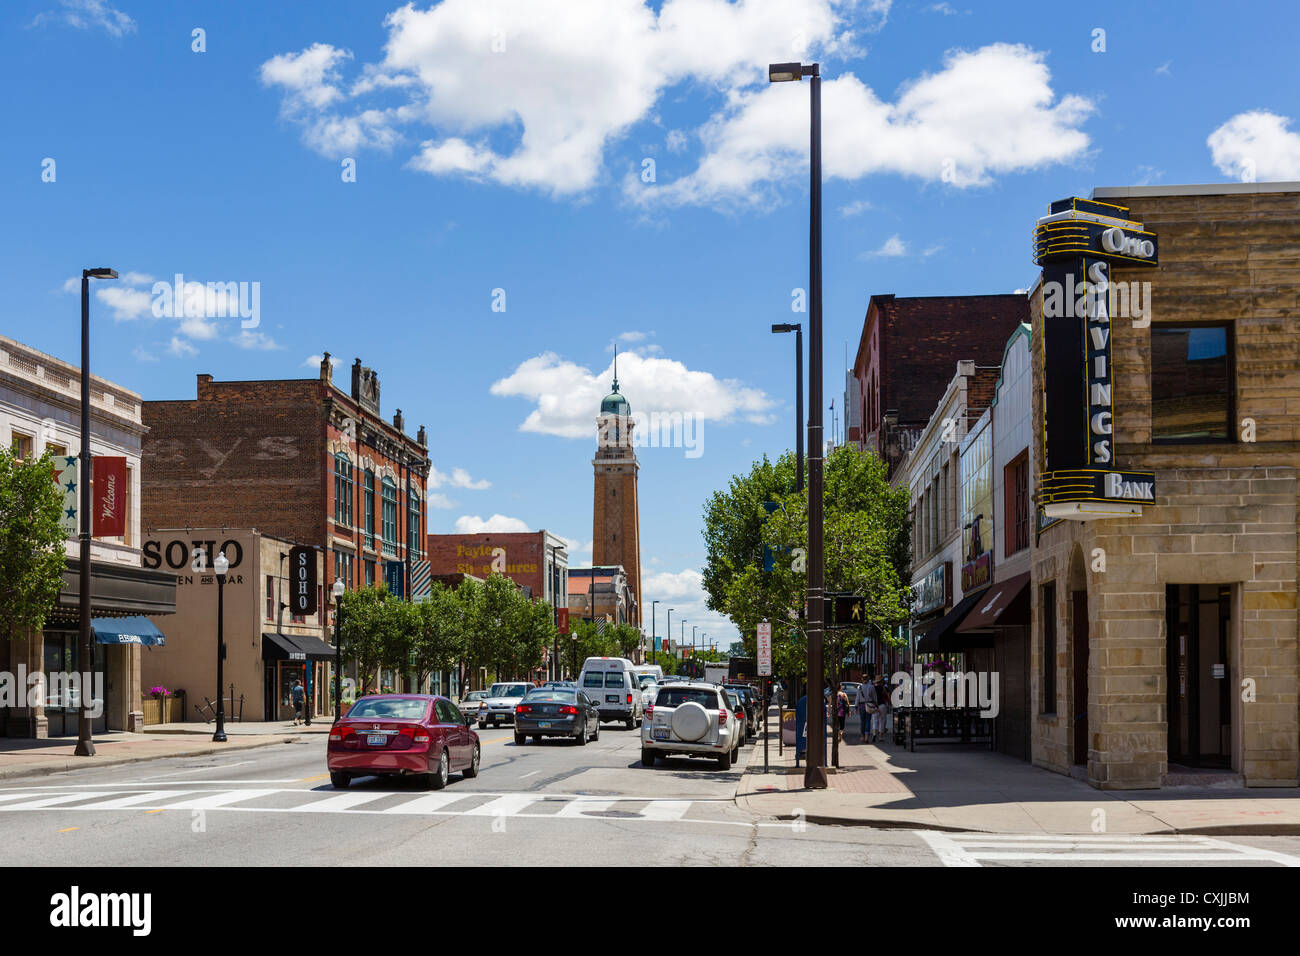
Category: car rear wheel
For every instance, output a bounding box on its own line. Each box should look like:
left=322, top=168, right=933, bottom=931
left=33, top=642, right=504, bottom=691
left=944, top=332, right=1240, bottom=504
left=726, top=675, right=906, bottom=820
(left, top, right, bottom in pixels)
left=590, top=721, right=600, bottom=741
left=478, top=720, right=487, bottom=729
left=717, top=749, right=732, bottom=771
left=428, top=749, right=449, bottom=790
left=329, top=772, right=350, bottom=790
left=641, top=748, right=656, bottom=766
left=625, top=716, right=635, bottom=730
left=463, top=744, right=480, bottom=778
left=532, top=734, right=542, bottom=743
left=575, top=722, right=587, bottom=746
left=514, top=732, right=526, bottom=745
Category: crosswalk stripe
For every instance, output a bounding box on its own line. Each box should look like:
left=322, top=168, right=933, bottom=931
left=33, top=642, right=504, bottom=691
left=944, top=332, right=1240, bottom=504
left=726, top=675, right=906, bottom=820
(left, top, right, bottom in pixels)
left=973, top=851, right=1249, bottom=861
left=463, top=794, right=542, bottom=817
left=73, top=791, right=199, bottom=810
left=636, top=800, right=693, bottom=822
left=162, top=790, right=278, bottom=810
left=0, top=793, right=105, bottom=811
left=294, top=792, right=395, bottom=813
left=381, top=792, right=473, bottom=814
left=555, top=799, right=615, bottom=817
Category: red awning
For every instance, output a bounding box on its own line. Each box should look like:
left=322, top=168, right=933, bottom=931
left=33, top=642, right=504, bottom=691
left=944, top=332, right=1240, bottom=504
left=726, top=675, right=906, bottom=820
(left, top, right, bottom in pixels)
left=956, top=572, right=1031, bottom=632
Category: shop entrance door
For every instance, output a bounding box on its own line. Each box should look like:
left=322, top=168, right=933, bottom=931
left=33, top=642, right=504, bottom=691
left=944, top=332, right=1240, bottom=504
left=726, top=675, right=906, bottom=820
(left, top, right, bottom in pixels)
left=1071, top=591, right=1089, bottom=766
left=41, top=632, right=108, bottom=736
left=1166, top=584, right=1232, bottom=768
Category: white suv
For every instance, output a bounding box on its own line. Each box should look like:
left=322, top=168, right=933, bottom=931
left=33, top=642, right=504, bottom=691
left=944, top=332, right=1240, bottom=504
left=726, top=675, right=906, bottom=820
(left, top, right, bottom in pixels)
left=640, top=681, right=739, bottom=770
left=477, top=682, right=533, bottom=728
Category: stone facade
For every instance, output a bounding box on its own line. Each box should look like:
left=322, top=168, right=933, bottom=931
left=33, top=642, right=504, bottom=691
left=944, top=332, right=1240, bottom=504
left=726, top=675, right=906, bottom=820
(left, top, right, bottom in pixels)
left=1029, top=184, right=1300, bottom=789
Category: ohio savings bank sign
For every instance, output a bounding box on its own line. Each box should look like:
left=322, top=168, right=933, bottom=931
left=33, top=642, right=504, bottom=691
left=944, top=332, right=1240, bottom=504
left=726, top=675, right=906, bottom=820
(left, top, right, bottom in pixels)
left=1033, top=196, right=1158, bottom=519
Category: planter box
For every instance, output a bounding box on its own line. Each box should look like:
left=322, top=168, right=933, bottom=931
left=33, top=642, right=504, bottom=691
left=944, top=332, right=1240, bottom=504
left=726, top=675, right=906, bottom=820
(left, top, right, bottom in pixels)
left=142, top=697, right=162, bottom=725
left=141, top=694, right=185, bottom=725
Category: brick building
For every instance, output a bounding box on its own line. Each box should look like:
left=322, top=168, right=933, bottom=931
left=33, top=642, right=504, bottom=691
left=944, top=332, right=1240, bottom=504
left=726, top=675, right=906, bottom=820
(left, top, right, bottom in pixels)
left=848, top=294, right=1029, bottom=478
left=141, top=354, right=430, bottom=598
left=1028, top=184, right=1300, bottom=789
left=568, top=565, right=635, bottom=626
left=592, top=361, right=641, bottom=626
left=425, top=530, right=568, bottom=611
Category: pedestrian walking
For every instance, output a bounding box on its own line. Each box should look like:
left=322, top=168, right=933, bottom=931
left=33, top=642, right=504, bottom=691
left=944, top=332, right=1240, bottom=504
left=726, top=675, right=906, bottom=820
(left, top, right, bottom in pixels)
left=871, top=676, right=888, bottom=742
left=862, top=678, right=880, bottom=743
left=291, top=680, right=305, bottom=726
left=857, top=681, right=870, bottom=739
left=835, top=687, right=849, bottom=731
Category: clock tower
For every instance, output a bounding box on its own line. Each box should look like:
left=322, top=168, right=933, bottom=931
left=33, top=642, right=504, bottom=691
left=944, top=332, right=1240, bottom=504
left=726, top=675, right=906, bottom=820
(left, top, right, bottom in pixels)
left=591, top=351, right=641, bottom=626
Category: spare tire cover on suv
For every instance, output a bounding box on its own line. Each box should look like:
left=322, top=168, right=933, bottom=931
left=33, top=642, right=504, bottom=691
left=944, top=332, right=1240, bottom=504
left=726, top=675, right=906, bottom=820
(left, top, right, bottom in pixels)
left=670, top=701, right=710, bottom=742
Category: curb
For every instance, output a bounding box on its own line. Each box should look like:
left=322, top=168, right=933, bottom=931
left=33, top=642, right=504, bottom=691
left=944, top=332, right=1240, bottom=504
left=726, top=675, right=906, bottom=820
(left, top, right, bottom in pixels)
left=0, top=736, right=307, bottom=782
left=759, top=811, right=1300, bottom=837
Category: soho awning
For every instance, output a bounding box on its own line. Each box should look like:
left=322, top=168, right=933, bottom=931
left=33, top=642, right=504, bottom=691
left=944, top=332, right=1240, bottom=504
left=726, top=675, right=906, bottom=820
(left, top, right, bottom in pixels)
left=915, top=591, right=989, bottom=653
left=91, top=616, right=166, bottom=646
left=262, top=633, right=337, bottom=662
left=957, top=572, right=1031, bottom=633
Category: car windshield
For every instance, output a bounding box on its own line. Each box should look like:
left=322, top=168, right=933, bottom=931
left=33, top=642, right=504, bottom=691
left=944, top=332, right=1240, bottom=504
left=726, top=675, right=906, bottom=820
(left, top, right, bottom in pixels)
left=638, top=676, right=656, bottom=688
left=655, top=687, right=721, bottom=709
left=348, top=698, right=428, bottom=720
left=525, top=691, right=575, bottom=703
left=490, top=684, right=529, bottom=698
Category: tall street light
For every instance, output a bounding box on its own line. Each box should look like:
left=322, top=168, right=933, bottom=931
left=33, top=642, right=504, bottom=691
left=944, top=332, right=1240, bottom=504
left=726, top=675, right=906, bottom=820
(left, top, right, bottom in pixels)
left=651, top=600, right=659, bottom=666
left=769, top=60, right=827, bottom=789
left=770, top=323, right=804, bottom=492
left=212, top=550, right=230, bottom=743
left=74, top=267, right=116, bottom=758
left=332, top=577, right=345, bottom=722
left=666, top=608, right=674, bottom=671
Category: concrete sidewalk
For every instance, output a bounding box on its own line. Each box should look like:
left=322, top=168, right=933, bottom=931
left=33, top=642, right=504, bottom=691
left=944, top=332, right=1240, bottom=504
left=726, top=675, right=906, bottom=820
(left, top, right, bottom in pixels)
left=0, top=722, right=327, bottom=781
left=736, top=715, right=1300, bottom=835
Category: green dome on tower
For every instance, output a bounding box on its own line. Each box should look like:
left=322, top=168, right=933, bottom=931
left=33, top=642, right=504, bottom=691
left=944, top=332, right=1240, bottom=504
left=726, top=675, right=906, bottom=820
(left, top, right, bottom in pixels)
left=601, top=346, right=630, bottom=415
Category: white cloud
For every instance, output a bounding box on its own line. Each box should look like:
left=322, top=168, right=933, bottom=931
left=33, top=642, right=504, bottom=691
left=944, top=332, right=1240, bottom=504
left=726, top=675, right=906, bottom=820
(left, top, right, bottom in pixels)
left=95, top=286, right=153, bottom=319
left=839, top=198, right=872, bottom=217
left=428, top=465, right=492, bottom=491
left=864, top=234, right=908, bottom=257
left=642, top=566, right=736, bottom=644
left=1208, top=110, right=1300, bottom=182
left=120, top=271, right=155, bottom=286
left=1155, top=61, right=1172, bottom=75
left=261, top=0, right=881, bottom=196
left=490, top=349, right=775, bottom=438
left=32, top=0, right=135, bottom=37
left=665, top=129, right=688, bottom=153
left=303, top=353, right=342, bottom=369
left=559, top=535, right=593, bottom=557
left=178, top=315, right=220, bottom=341
left=427, top=493, right=456, bottom=509
left=167, top=337, right=197, bottom=358
left=618, top=330, right=650, bottom=343
left=642, top=43, right=1094, bottom=206
left=235, top=330, right=281, bottom=350
left=454, top=513, right=531, bottom=533
left=132, top=346, right=158, bottom=363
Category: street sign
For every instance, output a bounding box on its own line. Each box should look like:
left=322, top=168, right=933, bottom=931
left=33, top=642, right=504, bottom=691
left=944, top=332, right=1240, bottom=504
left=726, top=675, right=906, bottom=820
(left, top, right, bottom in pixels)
left=834, top=595, right=865, bottom=625
left=757, top=621, right=772, bottom=676
left=289, top=545, right=317, bottom=615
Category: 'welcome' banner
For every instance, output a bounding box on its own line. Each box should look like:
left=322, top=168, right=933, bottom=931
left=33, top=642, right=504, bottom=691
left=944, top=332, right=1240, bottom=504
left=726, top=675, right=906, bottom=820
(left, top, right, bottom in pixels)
left=92, top=456, right=127, bottom=538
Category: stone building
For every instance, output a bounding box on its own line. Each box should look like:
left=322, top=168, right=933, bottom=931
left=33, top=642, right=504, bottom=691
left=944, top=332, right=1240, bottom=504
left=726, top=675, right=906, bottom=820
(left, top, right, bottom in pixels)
left=0, top=334, right=175, bottom=737
left=592, top=358, right=641, bottom=626
left=1029, top=183, right=1300, bottom=789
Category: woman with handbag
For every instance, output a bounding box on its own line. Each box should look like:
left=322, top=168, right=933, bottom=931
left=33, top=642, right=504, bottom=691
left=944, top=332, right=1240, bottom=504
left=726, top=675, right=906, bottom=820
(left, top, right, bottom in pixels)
left=862, top=679, right=880, bottom=743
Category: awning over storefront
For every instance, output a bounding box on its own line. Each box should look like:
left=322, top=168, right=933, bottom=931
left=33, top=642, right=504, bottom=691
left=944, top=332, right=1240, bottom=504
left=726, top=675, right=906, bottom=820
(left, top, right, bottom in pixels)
left=957, top=572, right=1031, bottom=633
left=91, top=616, right=166, bottom=646
left=262, top=633, right=337, bottom=662
left=54, top=559, right=177, bottom=621
left=915, top=590, right=990, bottom=653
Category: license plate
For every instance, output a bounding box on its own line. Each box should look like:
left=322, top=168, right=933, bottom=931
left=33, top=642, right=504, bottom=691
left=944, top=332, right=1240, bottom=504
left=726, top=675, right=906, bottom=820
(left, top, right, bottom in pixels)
left=367, top=734, right=386, bottom=746
left=538, top=722, right=551, bottom=728
left=653, top=728, right=670, bottom=740
left=606, top=695, right=619, bottom=703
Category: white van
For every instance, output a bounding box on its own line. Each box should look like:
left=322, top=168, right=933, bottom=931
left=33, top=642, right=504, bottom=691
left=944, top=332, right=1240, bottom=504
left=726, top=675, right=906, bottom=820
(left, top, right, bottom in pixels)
left=632, top=664, right=664, bottom=707
left=578, top=657, right=643, bottom=728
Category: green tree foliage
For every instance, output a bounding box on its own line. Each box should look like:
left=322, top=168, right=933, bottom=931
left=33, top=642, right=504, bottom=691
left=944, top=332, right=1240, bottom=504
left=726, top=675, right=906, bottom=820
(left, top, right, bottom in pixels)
left=701, top=444, right=911, bottom=680
left=0, top=450, right=73, bottom=645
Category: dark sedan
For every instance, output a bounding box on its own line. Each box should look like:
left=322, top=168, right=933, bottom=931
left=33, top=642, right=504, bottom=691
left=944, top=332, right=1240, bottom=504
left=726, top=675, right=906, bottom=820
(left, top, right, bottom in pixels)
left=513, top=689, right=600, bottom=746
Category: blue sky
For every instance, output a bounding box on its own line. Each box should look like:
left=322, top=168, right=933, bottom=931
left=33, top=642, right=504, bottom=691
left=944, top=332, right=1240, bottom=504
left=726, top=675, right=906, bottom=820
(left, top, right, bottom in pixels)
left=4, top=0, right=1299, bottom=647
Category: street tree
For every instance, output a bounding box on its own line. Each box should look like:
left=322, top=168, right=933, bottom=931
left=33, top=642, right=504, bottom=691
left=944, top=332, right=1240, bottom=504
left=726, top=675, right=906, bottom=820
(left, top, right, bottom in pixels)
left=0, top=449, right=72, bottom=647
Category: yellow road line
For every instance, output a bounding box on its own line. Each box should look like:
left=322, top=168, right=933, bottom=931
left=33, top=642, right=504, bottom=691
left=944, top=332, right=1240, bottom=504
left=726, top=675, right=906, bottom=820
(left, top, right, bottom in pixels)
left=57, top=827, right=79, bottom=833
left=146, top=809, right=166, bottom=814
left=299, top=773, right=329, bottom=782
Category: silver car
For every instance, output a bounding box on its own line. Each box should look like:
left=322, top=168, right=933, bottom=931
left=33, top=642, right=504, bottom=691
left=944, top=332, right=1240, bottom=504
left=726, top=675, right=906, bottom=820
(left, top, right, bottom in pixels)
left=477, top=682, right=533, bottom=728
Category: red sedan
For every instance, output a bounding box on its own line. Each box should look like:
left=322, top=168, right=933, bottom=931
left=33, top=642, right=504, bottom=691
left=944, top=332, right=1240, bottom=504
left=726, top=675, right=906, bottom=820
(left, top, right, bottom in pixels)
left=328, top=694, right=480, bottom=790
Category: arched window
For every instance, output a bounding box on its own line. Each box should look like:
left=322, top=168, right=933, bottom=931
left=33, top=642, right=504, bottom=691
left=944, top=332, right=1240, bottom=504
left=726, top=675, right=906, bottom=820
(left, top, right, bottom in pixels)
left=363, top=469, right=376, bottom=548
left=333, top=453, right=353, bottom=527
left=407, top=487, right=422, bottom=558
left=381, top=477, right=398, bottom=556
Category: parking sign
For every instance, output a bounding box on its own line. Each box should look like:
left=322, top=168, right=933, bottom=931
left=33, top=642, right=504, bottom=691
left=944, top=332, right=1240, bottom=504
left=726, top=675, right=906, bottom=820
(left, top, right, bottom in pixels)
left=757, top=621, right=772, bottom=676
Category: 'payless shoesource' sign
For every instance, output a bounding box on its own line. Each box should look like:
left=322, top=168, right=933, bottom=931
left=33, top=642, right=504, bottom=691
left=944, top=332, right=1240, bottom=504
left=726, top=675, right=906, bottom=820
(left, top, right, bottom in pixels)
left=1033, top=196, right=1158, bottom=520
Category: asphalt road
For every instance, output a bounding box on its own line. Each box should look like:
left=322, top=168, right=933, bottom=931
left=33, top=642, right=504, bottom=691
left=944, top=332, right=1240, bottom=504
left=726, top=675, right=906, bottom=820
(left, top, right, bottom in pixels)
left=2, top=724, right=1299, bottom=867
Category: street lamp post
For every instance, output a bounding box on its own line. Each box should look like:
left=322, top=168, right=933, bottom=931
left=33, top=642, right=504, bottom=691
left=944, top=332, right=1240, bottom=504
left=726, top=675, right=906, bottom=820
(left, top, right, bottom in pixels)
left=331, top=577, right=345, bottom=723
left=212, top=551, right=230, bottom=743
left=651, top=600, right=659, bottom=666
left=769, top=60, right=827, bottom=789
left=770, top=323, right=804, bottom=492
left=74, top=267, right=117, bottom=758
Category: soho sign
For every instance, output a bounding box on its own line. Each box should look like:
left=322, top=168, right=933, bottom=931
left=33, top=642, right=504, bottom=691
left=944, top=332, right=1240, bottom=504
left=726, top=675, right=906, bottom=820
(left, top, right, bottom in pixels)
left=1101, top=226, right=1155, bottom=260
left=143, top=537, right=244, bottom=572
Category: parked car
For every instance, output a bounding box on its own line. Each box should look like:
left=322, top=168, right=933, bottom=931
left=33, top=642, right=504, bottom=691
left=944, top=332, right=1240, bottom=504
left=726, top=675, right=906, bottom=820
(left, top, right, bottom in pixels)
left=327, top=694, right=479, bottom=790
left=577, top=657, right=643, bottom=728
left=458, top=690, right=489, bottom=722
left=723, top=682, right=761, bottom=734
left=636, top=674, right=659, bottom=708
left=640, top=680, right=738, bottom=770
left=477, top=681, right=533, bottom=728
left=724, top=689, right=747, bottom=748
left=514, top=688, right=601, bottom=746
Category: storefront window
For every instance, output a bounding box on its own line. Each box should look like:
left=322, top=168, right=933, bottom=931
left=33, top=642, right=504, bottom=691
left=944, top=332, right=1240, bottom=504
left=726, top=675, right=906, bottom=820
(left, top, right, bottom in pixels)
left=1151, top=324, right=1232, bottom=442
left=960, top=427, right=993, bottom=563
